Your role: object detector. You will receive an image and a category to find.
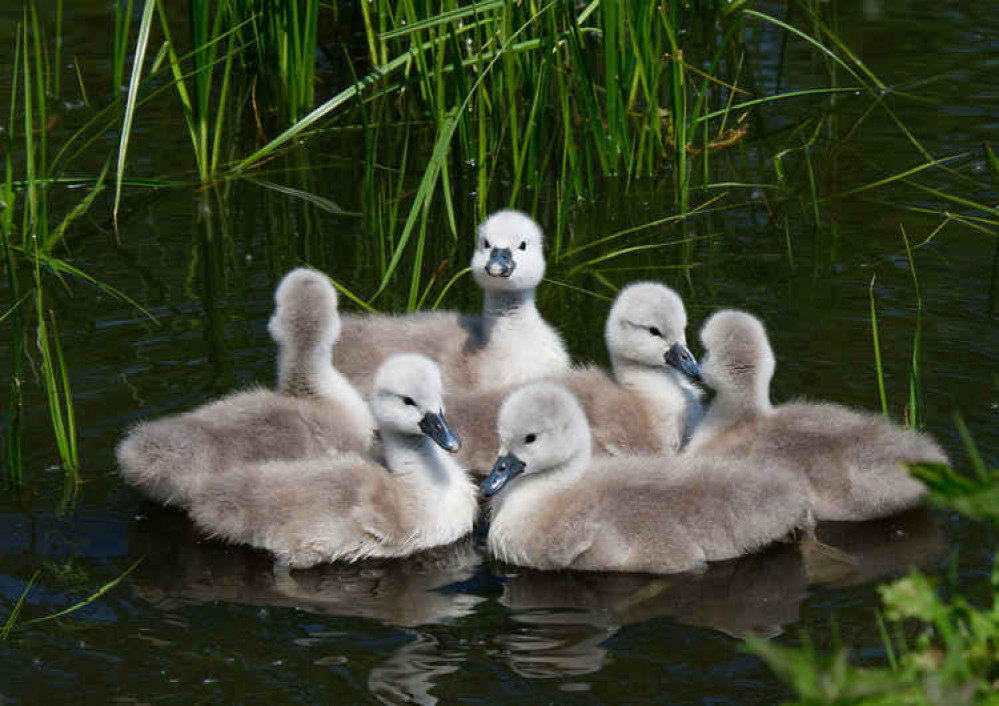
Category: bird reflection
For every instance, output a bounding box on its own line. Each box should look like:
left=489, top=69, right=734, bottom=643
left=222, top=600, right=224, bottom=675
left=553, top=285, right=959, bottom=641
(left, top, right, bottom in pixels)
left=368, top=631, right=464, bottom=706
left=128, top=502, right=486, bottom=627
left=493, top=507, right=945, bottom=678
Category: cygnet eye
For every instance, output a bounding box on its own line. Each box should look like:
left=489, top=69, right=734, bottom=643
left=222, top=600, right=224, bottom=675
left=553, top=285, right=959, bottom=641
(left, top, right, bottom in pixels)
left=403, top=396, right=416, bottom=407
left=649, top=326, right=662, bottom=337
left=524, top=433, right=537, bottom=444
left=518, top=241, right=527, bottom=251
left=483, top=239, right=491, bottom=249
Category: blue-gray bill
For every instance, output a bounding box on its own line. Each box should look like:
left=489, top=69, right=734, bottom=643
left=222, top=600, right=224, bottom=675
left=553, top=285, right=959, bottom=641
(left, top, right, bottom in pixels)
left=664, top=342, right=702, bottom=383
left=419, top=411, right=462, bottom=452
left=480, top=453, right=526, bottom=497
left=485, top=247, right=515, bottom=277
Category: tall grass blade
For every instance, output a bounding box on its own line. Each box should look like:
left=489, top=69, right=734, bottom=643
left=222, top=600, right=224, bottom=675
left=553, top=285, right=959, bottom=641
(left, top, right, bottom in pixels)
left=900, top=226, right=923, bottom=429
left=869, top=275, right=889, bottom=419
left=112, top=0, right=157, bottom=233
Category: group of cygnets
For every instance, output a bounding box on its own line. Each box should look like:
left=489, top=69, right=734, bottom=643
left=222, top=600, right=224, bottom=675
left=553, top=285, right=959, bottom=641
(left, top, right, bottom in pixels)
left=117, top=210, right=948, bottom=575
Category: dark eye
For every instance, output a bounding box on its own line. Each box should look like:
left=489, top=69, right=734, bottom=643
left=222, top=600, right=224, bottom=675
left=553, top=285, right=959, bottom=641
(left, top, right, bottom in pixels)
left=649, top=326, right=662, bottom=337
left=483, top=239, right=491, bottom=249
left=524, top=433, right=537, bottom=444
left=403, top=396, right=416, bottom=406
left=518, top=241, right=527, bottom=251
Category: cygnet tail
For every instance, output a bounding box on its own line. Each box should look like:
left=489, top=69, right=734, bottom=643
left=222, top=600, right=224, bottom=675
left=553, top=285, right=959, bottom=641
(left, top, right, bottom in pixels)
left=116, top=419, right=218, bottom=507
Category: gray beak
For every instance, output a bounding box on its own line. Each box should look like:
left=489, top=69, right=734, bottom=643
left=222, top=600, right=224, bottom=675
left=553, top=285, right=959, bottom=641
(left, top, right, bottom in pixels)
left=419, top=411, right=462, bottom=453
left=664, top=343, right=702, bottom=383
left=485, top=247, right=516, bottom=278
left=480, top=453, right=526, bottom=497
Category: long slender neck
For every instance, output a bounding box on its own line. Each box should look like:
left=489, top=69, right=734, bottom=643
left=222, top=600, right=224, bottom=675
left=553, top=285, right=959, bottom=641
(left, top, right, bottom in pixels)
left=279, top=341, right=350, bottom=398
left=687, top=383, right=771, bottom=452
left=482, top=288, right=537, bottom=335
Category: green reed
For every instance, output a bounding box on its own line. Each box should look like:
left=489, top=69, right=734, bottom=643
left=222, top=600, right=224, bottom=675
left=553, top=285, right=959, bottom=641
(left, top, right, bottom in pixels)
left=3, top=6, right=147, bottom=488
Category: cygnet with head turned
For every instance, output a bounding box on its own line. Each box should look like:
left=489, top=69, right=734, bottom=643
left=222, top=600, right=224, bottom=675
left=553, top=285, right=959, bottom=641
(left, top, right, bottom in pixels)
left=188, top=354, right=478, bottom=569
left=445, top=282, right=704, bottom=474
left=686, top=310, right=946, bottom=521
left=334, top=210, right=570, bottom=396
left=116, top=268, right=375, bottom=508
left=479, top=383, right=810, bottom=574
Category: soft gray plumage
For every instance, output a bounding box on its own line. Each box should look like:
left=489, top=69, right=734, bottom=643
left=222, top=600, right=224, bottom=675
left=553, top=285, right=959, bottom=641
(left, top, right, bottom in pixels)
left=187, top=354, right=478, bottom=569
left=333, top=210, right=570, bottom=396
left=481, top=384, right=811, bottom=574
left=686, top=309, right=946, bottom=521
left=116, top=268, right=374, bottom=507
left=446, top=282, right=704, bottom=474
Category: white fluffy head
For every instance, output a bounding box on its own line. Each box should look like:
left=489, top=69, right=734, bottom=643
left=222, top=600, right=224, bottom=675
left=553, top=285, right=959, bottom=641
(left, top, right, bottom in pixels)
left=268, top=268, right=341, bottom=351
left=699, top=310, right=775, bottom=406
left=495, top=383, right=591, bottom=478
left=470, top=210, right=546, bottom=293
left=371, top=354, right=446, bottom=435
left=604, top=282, right=689, bottom=368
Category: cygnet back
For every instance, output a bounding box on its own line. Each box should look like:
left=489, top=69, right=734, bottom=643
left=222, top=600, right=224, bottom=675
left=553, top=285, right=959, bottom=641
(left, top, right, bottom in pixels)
left=187, top=354, right=478, bottom=568
left=687, top=309, right=947, bottom=521
left=116, top=268, right=374, bottom=507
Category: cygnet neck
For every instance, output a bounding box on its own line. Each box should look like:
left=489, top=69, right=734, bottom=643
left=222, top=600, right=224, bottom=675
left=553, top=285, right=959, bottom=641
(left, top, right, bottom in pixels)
left=482, top=287, right=537, bottom=320
left=381, top=428, right=463, bottom=487
left=713, top=383, right=773, bottom=420
left=278, top=339, right=337, bottom=397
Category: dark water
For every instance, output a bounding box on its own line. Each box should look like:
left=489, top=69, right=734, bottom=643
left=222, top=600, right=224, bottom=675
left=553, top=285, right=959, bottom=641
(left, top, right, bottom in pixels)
left=2, top=0, right=998, bottom=703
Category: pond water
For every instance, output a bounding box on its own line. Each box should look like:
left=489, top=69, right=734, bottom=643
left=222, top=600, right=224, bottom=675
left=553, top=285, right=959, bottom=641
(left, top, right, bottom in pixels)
left=1, top=0, right=998, bottom=703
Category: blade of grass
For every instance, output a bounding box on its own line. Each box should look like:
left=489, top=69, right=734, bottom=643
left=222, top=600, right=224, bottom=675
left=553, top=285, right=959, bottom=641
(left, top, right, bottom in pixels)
left=1, top=570, right=39, bottom=640
left=19, top=559, right=144, bottom=628
left=112, top=0, right=157, bottom=233
left=869, top=275, right=889, bottom=419
left=900, top=225, right=923, bottom=430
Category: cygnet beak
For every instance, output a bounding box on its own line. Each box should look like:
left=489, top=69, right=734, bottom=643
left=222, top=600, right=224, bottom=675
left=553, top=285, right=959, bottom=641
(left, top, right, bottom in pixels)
left=664, top=342, right=702, bottom=383
left=419, top=411, right=462, bottom=453
left=480, top=453, right=526, bottom=497
left=485, top=247, right=516, bottom=278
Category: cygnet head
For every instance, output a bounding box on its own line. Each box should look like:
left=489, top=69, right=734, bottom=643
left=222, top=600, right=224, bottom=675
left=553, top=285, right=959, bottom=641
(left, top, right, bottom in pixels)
left=371, top=353, right=461, bottom=452
left=268, top=268, right=340, bottom=352
left=604, top=282, right=701, bottom=382
left=699, top=310, right=775, bottom=409
left=480, top=383, right=591, bottom=497
left=470, top=210, right=546, bottom=293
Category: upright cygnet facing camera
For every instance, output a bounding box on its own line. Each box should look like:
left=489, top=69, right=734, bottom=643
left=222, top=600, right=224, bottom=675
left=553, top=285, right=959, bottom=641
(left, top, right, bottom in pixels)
left=479, top=383, right=811, bottom=574
left=334, top=210, right=570, bottom=396
left=188, top=354, right=478, bottom=569
left=445, top=282, right=704, bottom=473
left=686, top=310, right=947, bottom=521
left=116, top=268, right=375, bottom=507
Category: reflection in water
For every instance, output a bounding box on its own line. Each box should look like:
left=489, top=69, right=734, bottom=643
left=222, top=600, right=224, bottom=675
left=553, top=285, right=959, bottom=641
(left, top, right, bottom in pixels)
left=124, top=501, right=947, bottom=688
left=368, top=631, right=465, bottom=706
left=493, top=508, right=946, bottom=679
left=128, top=504, right=486, bottom=627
